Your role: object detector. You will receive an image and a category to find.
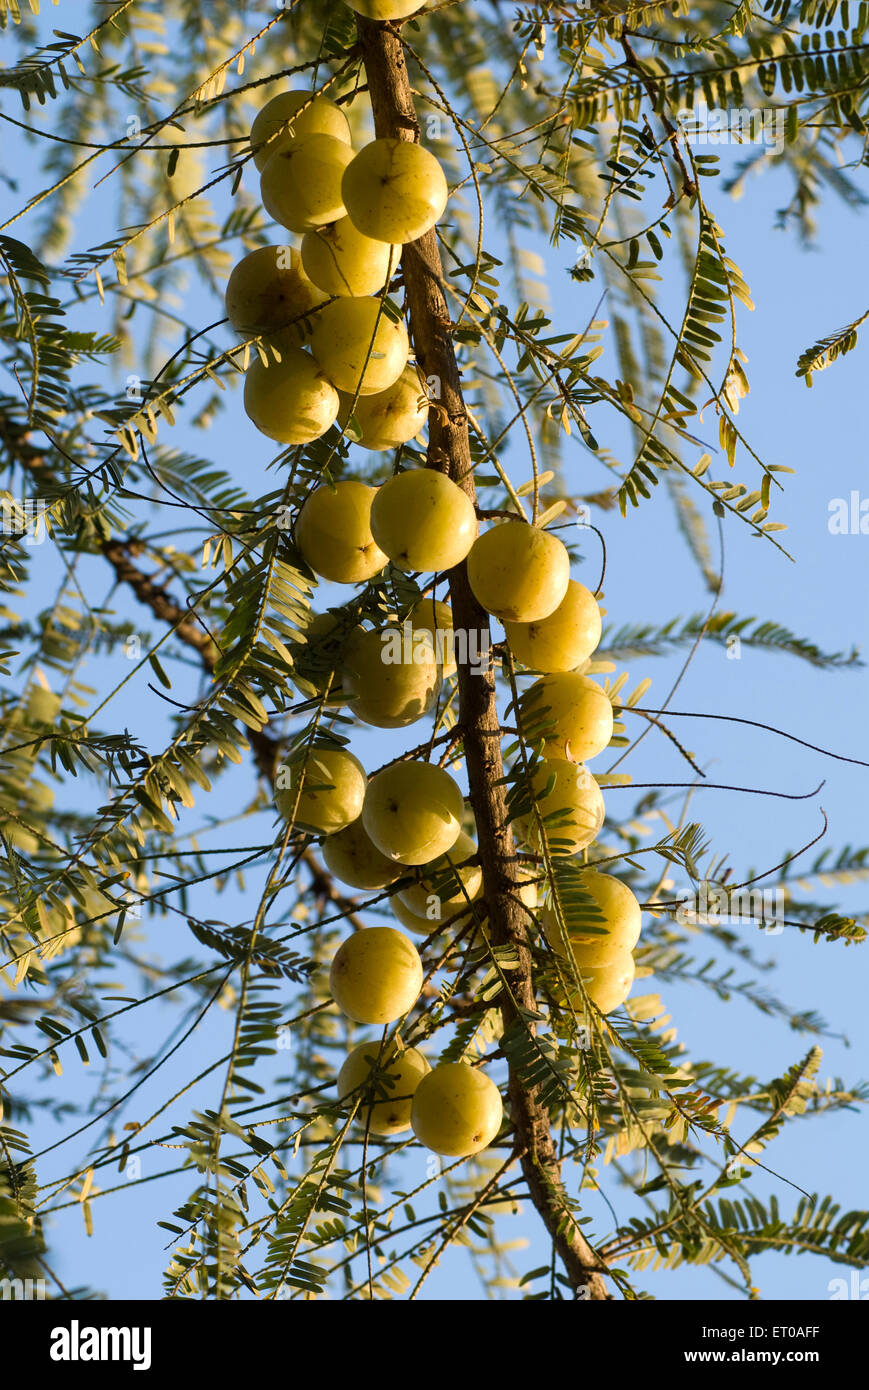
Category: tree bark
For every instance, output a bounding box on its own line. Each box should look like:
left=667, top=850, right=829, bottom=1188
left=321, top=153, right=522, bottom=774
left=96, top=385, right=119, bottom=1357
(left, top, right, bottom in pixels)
left=355, top=17, right=610, bottom=1300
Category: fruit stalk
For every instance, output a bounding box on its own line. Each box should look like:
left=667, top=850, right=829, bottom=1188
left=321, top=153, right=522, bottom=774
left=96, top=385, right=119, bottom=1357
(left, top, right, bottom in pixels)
left=354, top=14, right=610, bottom=1299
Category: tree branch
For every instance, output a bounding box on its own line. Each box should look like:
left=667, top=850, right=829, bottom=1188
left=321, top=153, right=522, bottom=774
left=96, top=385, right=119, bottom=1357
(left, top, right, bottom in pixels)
left=355, top=15, right=611, bottom=1299
left=98, top=538, right=279, bottom=781
left=1, top=411, right=282, bottom=782
left=99, top=538, right=219, bottom=666
left=620, top=28, right=697, bottom=200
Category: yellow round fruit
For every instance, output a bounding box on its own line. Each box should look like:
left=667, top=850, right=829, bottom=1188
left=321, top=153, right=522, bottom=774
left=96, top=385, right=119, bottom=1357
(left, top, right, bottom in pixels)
left=338, top=365, right=428, bottom=451
left=467, top=522, right=570, bottom=623
left=345, top=0, right=425, bottom=18
left=398, top=829, right=482, bottom=917
left=329, top=926, right=423, bottom=1024
left=243, top=346, right=340, bottom=446
left=309, top=296, right=409, bottom=396
left=275, top=747, right=366, bottom=834
left=260, top=134, right=355, bottom=234
left=513, top=759, right=605, bottom=856
left=542, top=871, right=642, bottom=967
left=342, top=625, right=441, bottom=728
left=250, top=91, right=351, bottom=172
left=301, top=216, right=400, bottom=298
left=337, top=1041, right=429, bottom=1136
left=520, top=672, right=613, bottom=763
left=407, top=596, right=455, bottom=676
left=321, top=816, right=402, bottom=890
left=343, top=138, right=449, bottom=244
left=370, top=470, right=478, bottom=573
left=504, top=579, right=602, bottom=673
left=569, top=952, right=635, bottom=1016
left=390, top=892, right=447, bottom=936
left=363, top=760, right=463, bottom=865
left=411, top=1062, right=503, bottom=1157
left=225, top=246, right=326, bottom=337
left=295, top=481, right=387, bottom=584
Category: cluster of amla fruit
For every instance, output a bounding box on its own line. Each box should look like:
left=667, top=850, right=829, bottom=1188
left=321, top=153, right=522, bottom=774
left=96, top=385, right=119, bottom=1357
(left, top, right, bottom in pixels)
left=251, top=101, right=642, bottom=1162
left=274, top=525, right=644, bottom=1155
left=275, top=748, right=503, bottom=1156
left=226, top=80, right=447, bottom=451
left=240, top=76, right=501, bottom=1157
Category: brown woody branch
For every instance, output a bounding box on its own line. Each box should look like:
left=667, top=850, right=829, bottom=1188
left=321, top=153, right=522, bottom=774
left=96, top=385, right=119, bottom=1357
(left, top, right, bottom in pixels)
left=355, top=16, right=611, bottom=1299
left=0, top=412, right=281, bottom=781
left=99, top=539, right=220, bottom=667
left=620, top=28, right=697, bottom=200
left=98, top=538, right=280, bottom=781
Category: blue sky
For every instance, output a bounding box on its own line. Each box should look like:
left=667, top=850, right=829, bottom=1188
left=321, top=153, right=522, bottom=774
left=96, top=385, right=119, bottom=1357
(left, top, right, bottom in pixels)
left=2, top=24, right=868, bottom=1302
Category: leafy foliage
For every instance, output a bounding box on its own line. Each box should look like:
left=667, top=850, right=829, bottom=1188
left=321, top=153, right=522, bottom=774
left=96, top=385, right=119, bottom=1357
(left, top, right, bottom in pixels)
left=795, top=309, right=869, bottom=385
left=0, top=0, right=865, bottom=1304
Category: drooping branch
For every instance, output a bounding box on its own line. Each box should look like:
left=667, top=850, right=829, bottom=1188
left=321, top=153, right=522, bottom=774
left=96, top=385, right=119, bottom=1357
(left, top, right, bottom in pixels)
left=100, top=538, right=220, bottom=667
left=355, top=15, right=611, bottom=1300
